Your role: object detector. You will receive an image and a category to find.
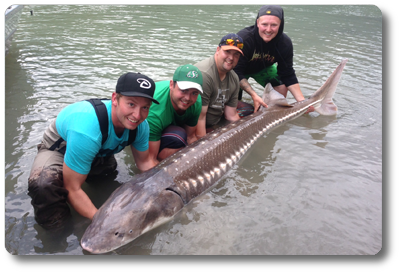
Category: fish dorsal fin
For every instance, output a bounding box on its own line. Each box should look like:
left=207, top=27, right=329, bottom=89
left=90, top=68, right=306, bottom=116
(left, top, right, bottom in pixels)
left=261, top=83, right=293, bottom=108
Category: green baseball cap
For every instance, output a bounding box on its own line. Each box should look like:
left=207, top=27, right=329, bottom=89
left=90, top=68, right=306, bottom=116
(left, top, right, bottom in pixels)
left=173, top=64, right=203, bottom=93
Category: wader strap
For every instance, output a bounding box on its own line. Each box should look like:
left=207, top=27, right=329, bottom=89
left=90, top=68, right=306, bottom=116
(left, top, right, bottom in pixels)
left=86, top=98, right=109, bottom=145
left=49, top=137, right=66, bottom=155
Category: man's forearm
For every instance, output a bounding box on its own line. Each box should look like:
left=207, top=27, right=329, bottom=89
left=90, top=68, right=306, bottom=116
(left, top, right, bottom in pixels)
left=239, top=78, right=268, bottom=112
left=287, top=83, right=305, bottom=102
left=239, top=78, right=257, bottom=97
left=67, top=188, right=98, bottom=220
left=196, top=107, right=208, bottom=138
left=63, top=162, right=97, bottom=220
left=196, top=118, right=207, bottom=138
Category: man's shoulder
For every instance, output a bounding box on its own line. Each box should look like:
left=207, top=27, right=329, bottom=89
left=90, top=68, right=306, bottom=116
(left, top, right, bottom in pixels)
left=195, top=57, right=218, bottom=85
left=155, top=80, right=170, bottom=90
left=134, top=119, right=150, bottom=142
left=56, top=101, right=103, bottom=155
left=195, top=56, right=215, bottom=74
left=155, top=80, right=171, bottom=98
left=228, top=69, right=239, bottom=81
left=237, top=25, right=255, bottom=40
left=276, top=33, right=293, bottom=48
left=137, top=119, right=149, bottom=131
left=152, top=80, right=171, bottom=105
left=58, top=100, right=98, bottom=123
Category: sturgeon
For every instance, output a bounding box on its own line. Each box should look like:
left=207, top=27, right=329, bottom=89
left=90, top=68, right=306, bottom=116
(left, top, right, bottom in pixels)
left=81, top=59, right=347, bottom=254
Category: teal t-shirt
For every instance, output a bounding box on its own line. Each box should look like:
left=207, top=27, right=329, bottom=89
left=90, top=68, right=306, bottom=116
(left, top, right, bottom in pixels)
left=55, top=100, right=150, bottom=175
left=146, top=80, right=202, bottom=142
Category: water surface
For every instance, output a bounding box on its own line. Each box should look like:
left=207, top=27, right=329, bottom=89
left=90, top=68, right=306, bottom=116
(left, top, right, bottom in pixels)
left=4, top=5, right=382, bottom=255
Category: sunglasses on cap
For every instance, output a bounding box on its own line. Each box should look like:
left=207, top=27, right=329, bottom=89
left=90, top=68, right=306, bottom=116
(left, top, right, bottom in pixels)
left=219, top=38, right=244, bottom=49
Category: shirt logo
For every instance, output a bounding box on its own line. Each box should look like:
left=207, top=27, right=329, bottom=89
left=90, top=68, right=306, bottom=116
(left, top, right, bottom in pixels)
left=186, top=71, right=199, bottom=79
left=137, top=78, right=152, bottom=89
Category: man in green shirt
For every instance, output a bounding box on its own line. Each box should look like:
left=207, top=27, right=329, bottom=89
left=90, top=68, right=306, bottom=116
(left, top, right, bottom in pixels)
left=147, top=64, right=203, bottom=162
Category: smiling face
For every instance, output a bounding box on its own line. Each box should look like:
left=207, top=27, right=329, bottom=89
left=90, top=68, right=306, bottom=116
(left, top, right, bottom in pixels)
left=257, top=15, right=281, bottom=43
left=111, top=93, right=152, bottom=135
left=169, top=81, right=200, bottom=114
left=215, top=47, right=241, bottom=75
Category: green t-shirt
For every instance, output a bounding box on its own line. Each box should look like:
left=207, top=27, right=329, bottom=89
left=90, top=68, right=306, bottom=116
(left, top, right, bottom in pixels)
left=195, top=56, right=240, bottom=127
left=147, top=80, right=202, bottom=141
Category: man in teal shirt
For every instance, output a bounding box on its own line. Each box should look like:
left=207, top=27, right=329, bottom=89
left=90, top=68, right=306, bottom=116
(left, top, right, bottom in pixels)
left=28, top=72, right=159, bottom=228
left=147, top=64, right=203, bottom=162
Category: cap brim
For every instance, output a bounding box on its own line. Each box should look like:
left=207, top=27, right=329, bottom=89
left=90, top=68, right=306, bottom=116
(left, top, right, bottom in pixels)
left=176, top=81, right=203, bottom=93
left=118, top=92, right=160, bottom=104
left=221, top=45, right=244, bottom=55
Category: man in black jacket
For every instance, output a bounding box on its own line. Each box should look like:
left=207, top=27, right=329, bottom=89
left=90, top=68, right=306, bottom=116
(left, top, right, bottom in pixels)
left=234, top=5, right=313, bottom=113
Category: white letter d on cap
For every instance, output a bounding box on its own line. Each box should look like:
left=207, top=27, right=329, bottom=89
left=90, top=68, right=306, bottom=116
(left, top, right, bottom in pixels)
left=137, top=78, right=151, bottom=89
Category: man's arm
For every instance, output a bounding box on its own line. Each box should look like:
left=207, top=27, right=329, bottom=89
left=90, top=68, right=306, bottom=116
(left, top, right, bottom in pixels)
left=149, top=139, right=181, bottom=162
left=148, top=140, right=161, bottom=164
left=63, top=163, right=97, bottom=220
left=287, top=83, right=305, bottom=101
left=130, top=146, right=157, bottom=172
left=239, top=78, right=268, bottom=112
left=196, top=105, right=208, bottom=138
left=185, top=124, right=199, bottom=145
left=287, top=83, right=314, bottom=113
left=224, top=105, right=241, bottom=122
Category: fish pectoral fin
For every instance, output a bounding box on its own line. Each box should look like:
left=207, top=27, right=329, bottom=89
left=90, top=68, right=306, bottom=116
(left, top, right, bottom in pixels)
left=274, top=99, right=294, bottom=107
left=262, top=84, right=293, bottom=107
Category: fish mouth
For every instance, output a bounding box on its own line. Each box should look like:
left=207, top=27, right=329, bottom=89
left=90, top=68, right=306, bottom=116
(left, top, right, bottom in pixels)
left=81, top=239, right=105, bottom=254
left=81, top=231, right=129, bottom=254
left=81, top=241, right=95, bottom=254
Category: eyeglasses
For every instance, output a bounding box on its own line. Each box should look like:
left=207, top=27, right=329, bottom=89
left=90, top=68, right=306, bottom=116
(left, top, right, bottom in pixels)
left=220, top=38, right=244, bottom=49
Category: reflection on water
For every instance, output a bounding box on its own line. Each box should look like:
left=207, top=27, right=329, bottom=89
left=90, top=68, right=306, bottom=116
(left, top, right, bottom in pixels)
left=5, top=5, right=381, bottom=255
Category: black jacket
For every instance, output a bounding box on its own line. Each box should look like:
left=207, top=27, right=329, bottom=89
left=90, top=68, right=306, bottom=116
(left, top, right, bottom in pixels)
left=234, top=5, right=299, bottom=87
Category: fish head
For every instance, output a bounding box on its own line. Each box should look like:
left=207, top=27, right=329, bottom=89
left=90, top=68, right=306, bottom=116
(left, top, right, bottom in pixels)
left=81, top=170, right=184, bottom=254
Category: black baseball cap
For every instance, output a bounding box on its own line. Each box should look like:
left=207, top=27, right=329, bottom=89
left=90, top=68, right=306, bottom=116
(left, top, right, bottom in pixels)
left=258, top=5, right=283, bottom=20
left=116, top=72, right=159, bottom=104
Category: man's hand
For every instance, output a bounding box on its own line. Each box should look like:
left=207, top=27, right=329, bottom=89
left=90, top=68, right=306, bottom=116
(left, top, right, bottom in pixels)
left=239, top=78, right=268, bottom=113
left=186, top=125, right=199, bottom=145
left=131, top=145, right=158, bottom=172
left=251, top=93, right=268, bottom=112
left=305, top=105, right=315, bottom=114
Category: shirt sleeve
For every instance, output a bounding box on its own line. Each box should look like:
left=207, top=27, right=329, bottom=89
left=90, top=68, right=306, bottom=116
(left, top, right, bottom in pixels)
left=132, top=120, right=150, bottom=152
left=276, top=34, right=299, bottom=87
left=64, top=130, right=101, bottom=175
left=200, top=73, right=214, bottom=107
left=225, top=73, right=240, bottom=108
left=148, top=114, right=164, bottom=142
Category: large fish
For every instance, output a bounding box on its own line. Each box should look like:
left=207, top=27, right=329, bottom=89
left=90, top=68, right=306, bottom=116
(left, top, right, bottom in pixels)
left=81, top=59, right=347, bottom=254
